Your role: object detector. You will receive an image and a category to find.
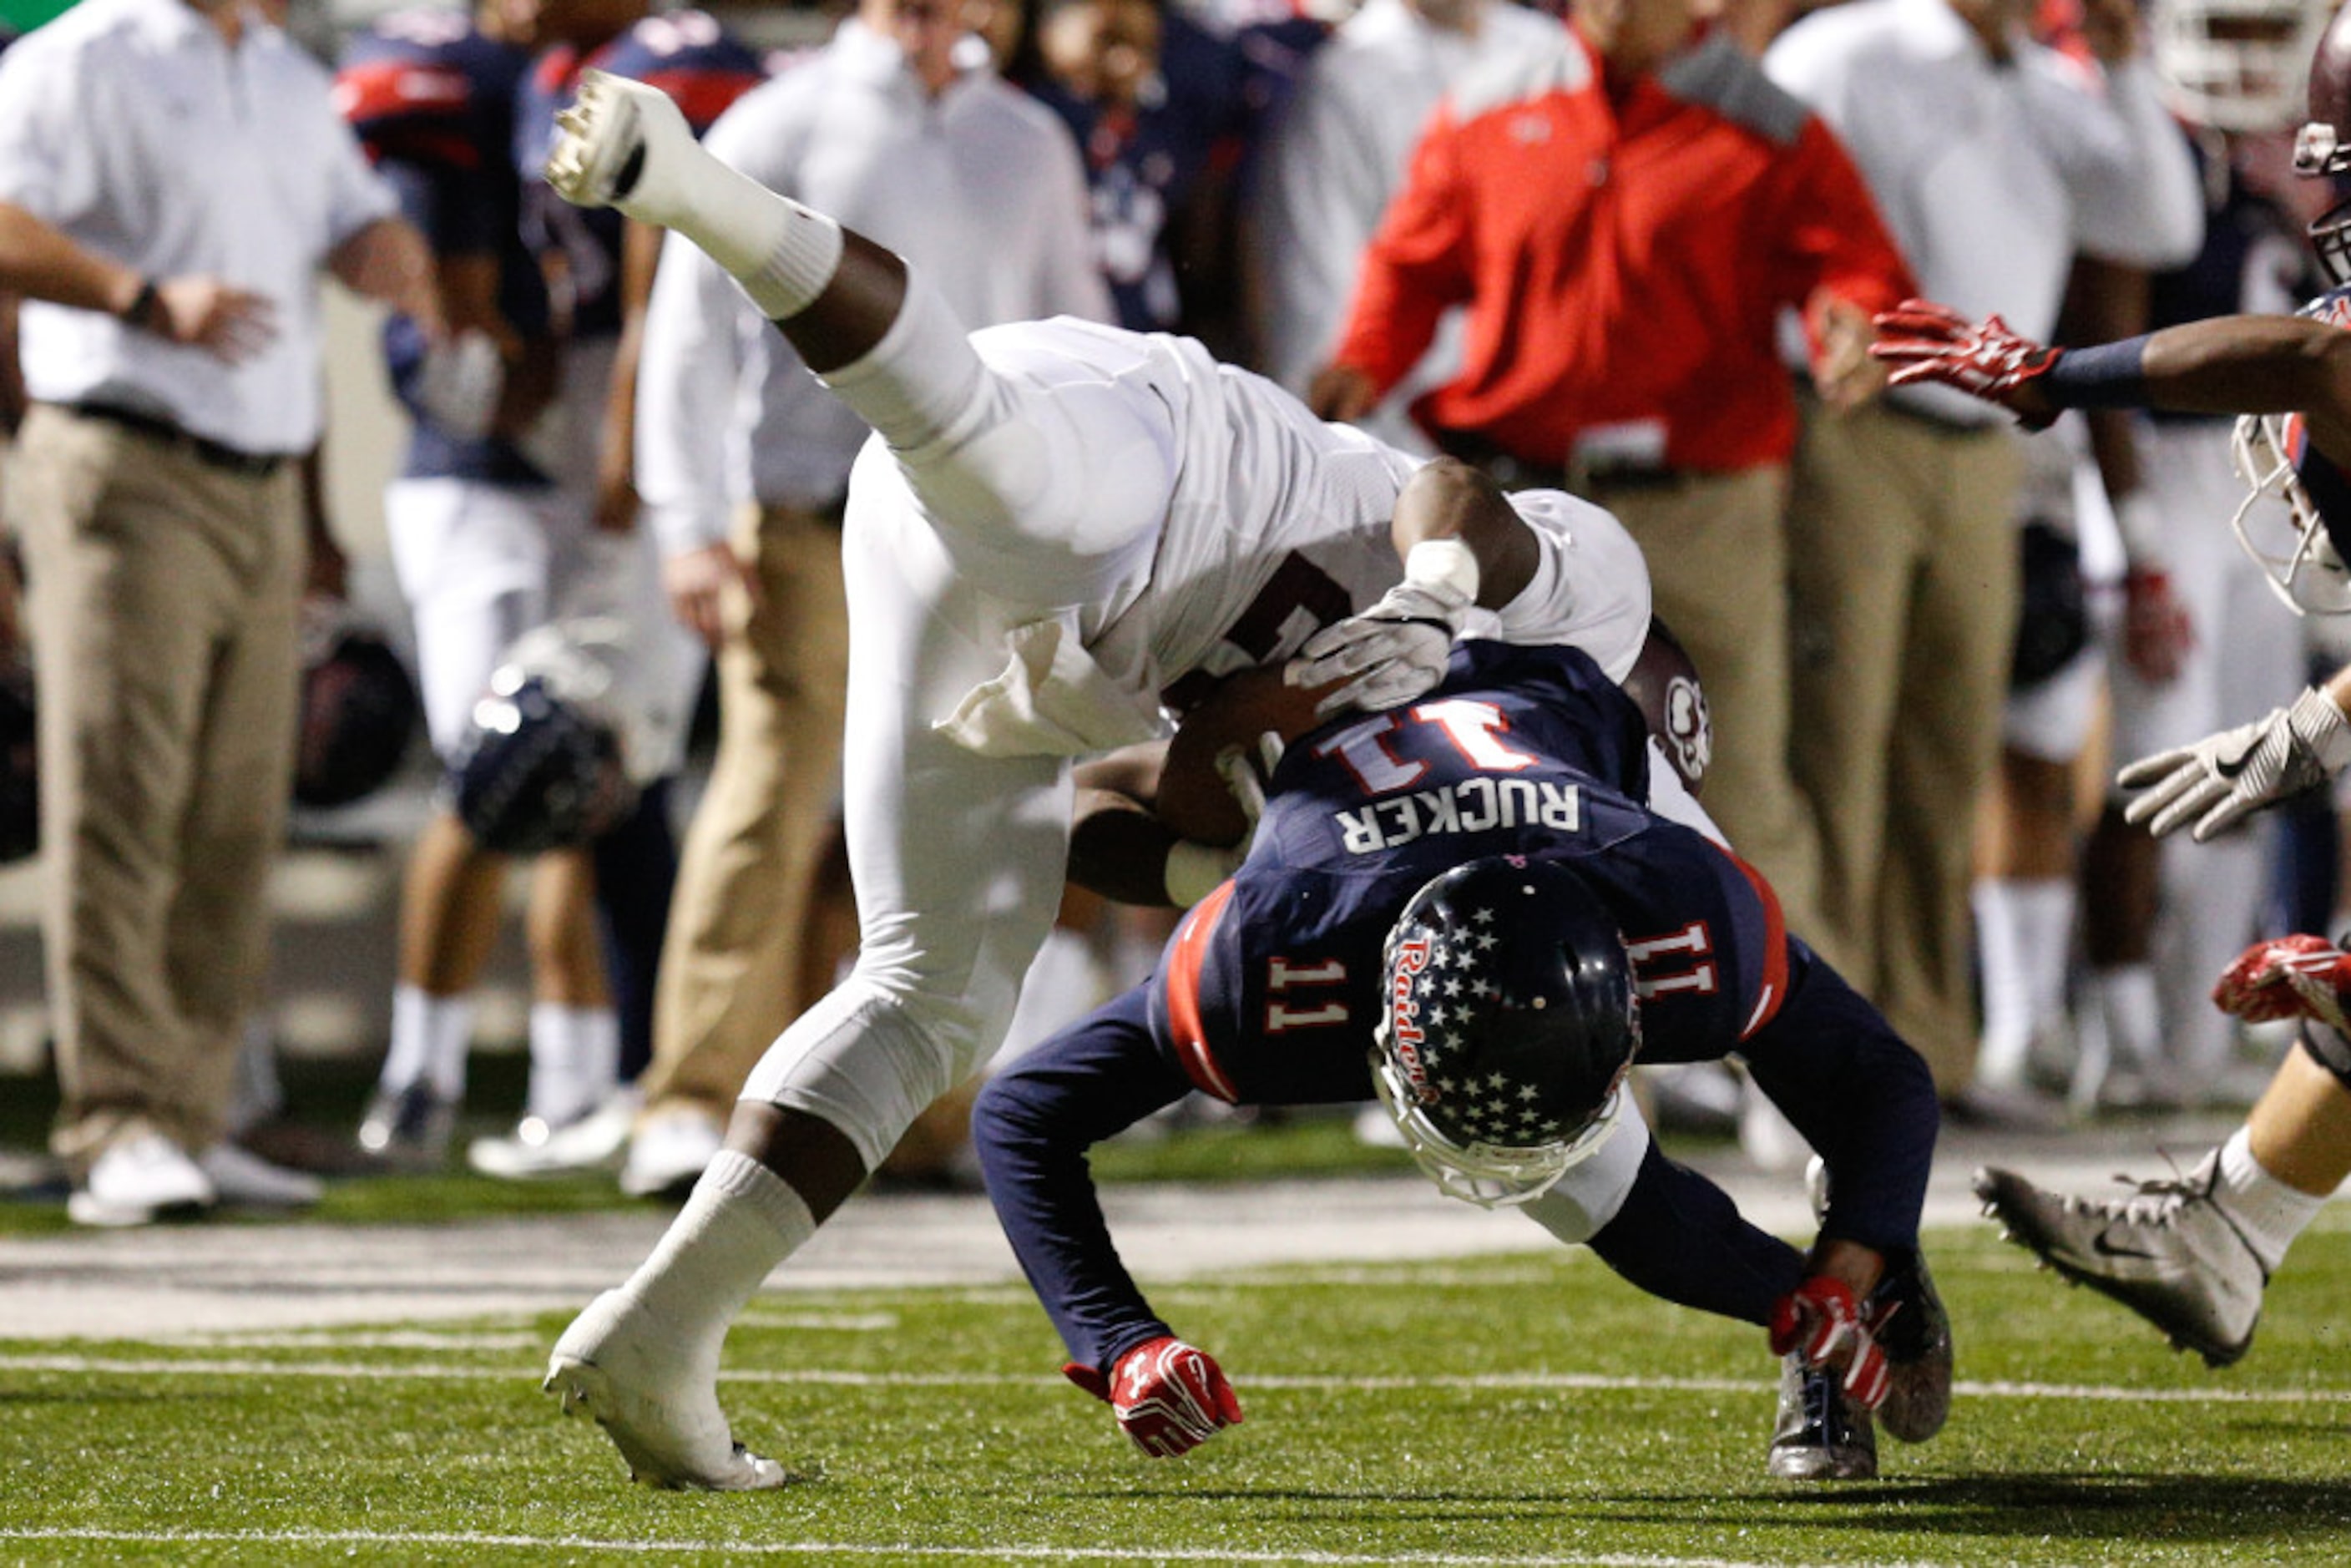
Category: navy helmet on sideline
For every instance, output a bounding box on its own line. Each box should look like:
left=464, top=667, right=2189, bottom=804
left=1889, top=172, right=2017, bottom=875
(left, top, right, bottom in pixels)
left=1371, top=857, right=1642, bottom=1208
left=295, top=611, right=422, bottom=809
left=447, top=619, right=639, bottom=856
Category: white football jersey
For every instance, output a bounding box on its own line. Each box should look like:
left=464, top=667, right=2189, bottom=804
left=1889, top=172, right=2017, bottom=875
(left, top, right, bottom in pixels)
left=964, top=316, right=1652, bottom=719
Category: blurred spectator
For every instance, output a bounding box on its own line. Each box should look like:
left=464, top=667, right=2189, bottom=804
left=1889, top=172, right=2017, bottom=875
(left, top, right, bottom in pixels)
left=2075, top=116, right=2321, bottom=1110
left=0, top=0, right=442, bottom=1224
left=406, top=3, right=764, bottom=1177
left=1019, top=0, right=1293, bottom=352
left=1246, top=0, right=1560, bottom=453
left=626, top=0, right=1111, bottom=1198
left=1762, top=0, right=2202, bottom=1106
left=1313, top=0, right=1916, bottom=972
left=336, top=0, right=642, bottom=1175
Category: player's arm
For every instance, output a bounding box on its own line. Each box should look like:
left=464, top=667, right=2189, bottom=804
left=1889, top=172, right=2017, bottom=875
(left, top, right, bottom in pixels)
left=1286, top=457, right=1535, bottom=716
left=1873, top=302, right=2351, bottom=466
left=1069, top=741, right=1258, bottom=908
left=968, top=990, right=1244, bottom=1458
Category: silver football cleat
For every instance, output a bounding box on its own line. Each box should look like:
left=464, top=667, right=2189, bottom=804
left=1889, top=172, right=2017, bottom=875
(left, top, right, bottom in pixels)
left=1973, top=1156, right=2267, bottom=1368
left=544, top=1289, right=787, bottom=1491
left=1867, top=1251, right=1952, bottom=1444
left=1766, top=1352, right=1877, bottom=1481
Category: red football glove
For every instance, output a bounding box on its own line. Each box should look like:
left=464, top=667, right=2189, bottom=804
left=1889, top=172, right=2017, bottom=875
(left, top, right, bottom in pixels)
left=1769, top=1277, right=1890, bottom=1411
left=1869, top=300, right=2062, bottom=429
left=2212, top=933, right=2351, bottom=1036
left=1064, top=1337, right=1243, bottom=1458
left=2121, top=567, right=2195, bottom=686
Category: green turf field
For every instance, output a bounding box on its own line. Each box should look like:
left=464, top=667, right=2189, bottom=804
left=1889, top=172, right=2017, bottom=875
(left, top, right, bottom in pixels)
left=3, top=1215, right=2348, bottom=1565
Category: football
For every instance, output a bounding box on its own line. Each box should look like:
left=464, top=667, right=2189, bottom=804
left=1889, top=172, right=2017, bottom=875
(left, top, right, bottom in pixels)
left=1156, top=665, right=1337, bottom=847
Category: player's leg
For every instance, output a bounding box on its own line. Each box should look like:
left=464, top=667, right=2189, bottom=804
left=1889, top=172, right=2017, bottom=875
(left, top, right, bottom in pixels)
left=544, top=72, right=1176, bottom=606
left=633, top=500, right=850, bottom=1198
left=544, top=496, right=1073, bottom=1488
left=365, top=478, right=552, bottom=1164
left=1975, top=1000, right=2351, bottom=1368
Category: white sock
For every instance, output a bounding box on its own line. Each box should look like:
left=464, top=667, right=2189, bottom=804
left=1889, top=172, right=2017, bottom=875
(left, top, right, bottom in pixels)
left=619, top=1150, right=812, bottom=1359
left=2213, top=1127, right=2326, bottom=1273
left=525, top=1003, right=620, bottom=1125
left=2094, top=964, right=2165, bottom=1072
left=384, top=984, right=474, bottom=1101
left=1974, top=878, right=2073, bottom=1085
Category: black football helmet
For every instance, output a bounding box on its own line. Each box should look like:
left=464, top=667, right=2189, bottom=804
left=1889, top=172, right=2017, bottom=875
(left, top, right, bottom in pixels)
left=1370, top=856, right=1641, bottom=1208
left=447, top=620, right=637, bottom=856
left=294, top=615, right=422, bottom=809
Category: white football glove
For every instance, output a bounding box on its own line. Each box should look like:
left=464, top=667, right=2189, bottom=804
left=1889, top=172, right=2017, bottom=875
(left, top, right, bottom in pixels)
left=1287, top=539, right=1479, bottom=718
left=2117, top=686, right=2351, bottom=841
left=413, top=328, right=504, bottom=442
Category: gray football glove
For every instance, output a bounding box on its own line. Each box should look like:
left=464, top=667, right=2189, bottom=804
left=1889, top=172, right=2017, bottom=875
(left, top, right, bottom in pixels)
left=2118, top=686, right=2351, bottom=841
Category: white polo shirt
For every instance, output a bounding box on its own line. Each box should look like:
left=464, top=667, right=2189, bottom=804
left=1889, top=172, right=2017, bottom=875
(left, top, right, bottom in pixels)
left=0, top=0, right=395, bottom=456
left=1766, top=0, right=2204, bottom=426
left=635, top=18, right=1113, bottom=552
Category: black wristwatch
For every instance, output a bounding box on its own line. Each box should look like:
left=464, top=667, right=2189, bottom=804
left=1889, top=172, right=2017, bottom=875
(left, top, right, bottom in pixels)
left=119, top=276, right=161, bottom=331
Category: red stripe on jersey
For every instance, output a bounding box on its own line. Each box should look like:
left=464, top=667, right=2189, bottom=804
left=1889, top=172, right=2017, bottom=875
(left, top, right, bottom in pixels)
left=334, top=60, right=473, bottom=126
left=638, top=67, right=761, bottom=135
left=1719, top=846, right=1788, bottom=1041
left=1164, top=879, right=1241, bottom=1102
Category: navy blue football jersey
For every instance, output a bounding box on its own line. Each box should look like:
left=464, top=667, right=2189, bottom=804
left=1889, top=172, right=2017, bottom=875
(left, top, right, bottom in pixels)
left=1150, top=640, right=1788, bottom=1105
left=338, top=9, right=548, bottom=485
left=517, top=14, right=764, bottom=340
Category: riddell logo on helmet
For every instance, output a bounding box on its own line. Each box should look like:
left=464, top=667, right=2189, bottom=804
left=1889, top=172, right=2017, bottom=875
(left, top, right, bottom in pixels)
left=1388, top=936, right=1439, bottom=1100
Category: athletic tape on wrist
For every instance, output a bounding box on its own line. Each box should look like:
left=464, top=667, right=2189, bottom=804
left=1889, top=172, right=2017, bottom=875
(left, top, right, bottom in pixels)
left=1403, top=538, right=1479, bottom=606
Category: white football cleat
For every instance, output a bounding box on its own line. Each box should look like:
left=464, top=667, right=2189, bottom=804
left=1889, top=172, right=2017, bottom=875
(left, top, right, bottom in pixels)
left=544, top=70, right=702, bottom=230
left=544, top=1290, right=786, bottom=1490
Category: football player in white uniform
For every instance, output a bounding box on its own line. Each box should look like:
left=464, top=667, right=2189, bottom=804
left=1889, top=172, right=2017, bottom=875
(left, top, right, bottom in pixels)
left=533, top=70, right=1656, bottom=1489
left=1871, top=0, right=2351, bottom=1373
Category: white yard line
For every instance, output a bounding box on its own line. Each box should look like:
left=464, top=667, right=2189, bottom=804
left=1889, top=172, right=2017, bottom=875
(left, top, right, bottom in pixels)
left=0, top=1351, right=2342, bottom=1407
left=0, top=1527, right=1959, bottom=1567
left=0, top=1127, right=2268, bottom=1340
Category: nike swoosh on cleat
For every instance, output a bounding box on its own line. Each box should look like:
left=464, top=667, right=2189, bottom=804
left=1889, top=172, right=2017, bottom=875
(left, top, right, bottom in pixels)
left=2089, top=1229, right=2160, bottom=1262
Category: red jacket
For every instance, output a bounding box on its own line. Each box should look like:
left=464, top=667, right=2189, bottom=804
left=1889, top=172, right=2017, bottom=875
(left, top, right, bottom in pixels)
left=1333, top=23, right=1916, bottom=473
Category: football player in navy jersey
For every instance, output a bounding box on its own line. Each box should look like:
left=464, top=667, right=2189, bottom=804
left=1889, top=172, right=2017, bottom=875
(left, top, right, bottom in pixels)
left=384, top=6, right=760, bottom=1175
left=973, top=640, right=1949, bottom=1480
left=1870, top=0, right=2351, bottom=1376
left=340, top=0, right=614, bottom=1171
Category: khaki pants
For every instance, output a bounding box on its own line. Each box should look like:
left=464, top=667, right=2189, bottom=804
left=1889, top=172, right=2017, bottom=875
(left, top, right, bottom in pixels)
left=1589, top=464, right=1828, bottom=958
left=1785, top=398, right=2023, bottom=1093
left=11, top=406, right=302, bottom=1166
left=640, top=500, right=851, bottom=1118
